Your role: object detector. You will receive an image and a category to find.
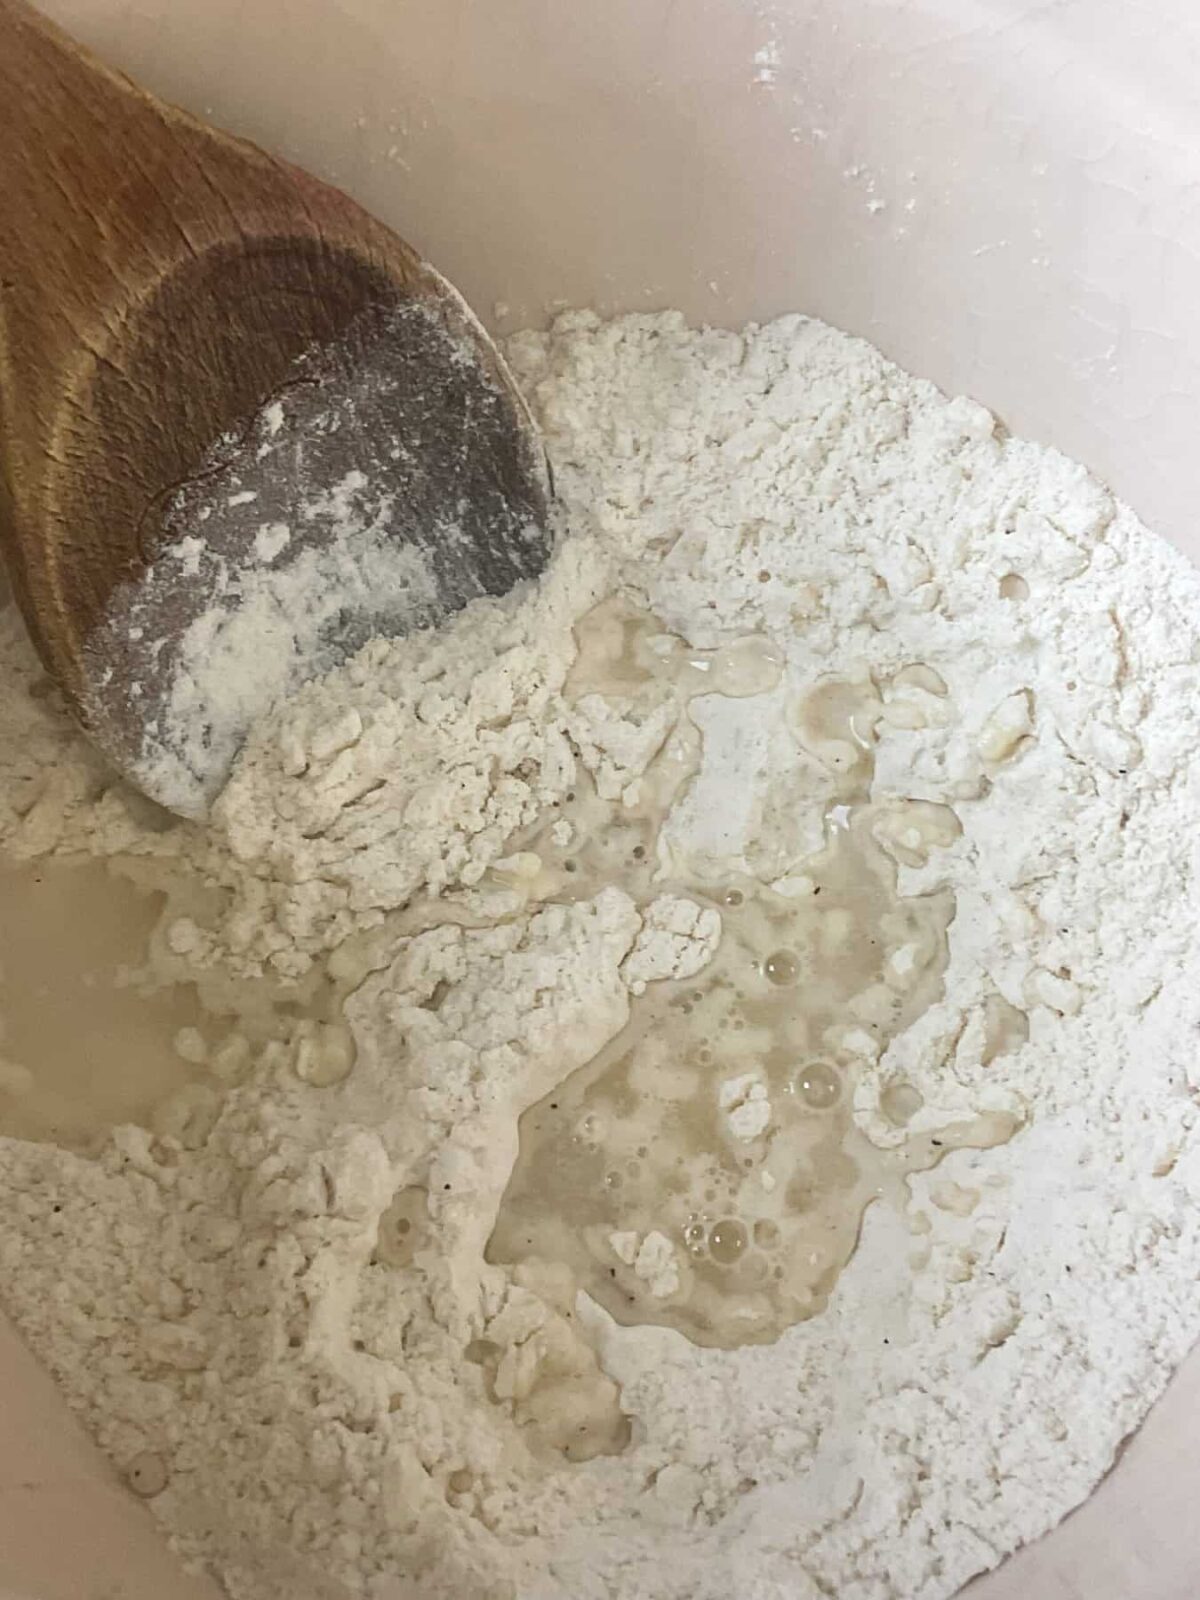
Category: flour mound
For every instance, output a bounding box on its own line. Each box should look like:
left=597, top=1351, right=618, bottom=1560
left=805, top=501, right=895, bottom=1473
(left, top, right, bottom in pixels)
left=2, top=309, right=1200, bottom=1600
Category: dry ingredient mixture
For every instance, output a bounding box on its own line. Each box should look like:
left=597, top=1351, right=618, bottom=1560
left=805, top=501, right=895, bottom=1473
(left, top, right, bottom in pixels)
left=2, top=310, right=1200, bottom=1600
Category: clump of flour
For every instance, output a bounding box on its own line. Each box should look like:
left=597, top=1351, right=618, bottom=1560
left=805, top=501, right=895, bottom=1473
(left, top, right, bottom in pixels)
left=2, top=309, right=1200, bottom=1600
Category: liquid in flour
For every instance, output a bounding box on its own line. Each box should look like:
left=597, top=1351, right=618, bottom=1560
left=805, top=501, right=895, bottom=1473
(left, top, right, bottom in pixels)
left=0, top=859, right=205, bottom=1148
left=0, top=849, right=353, bottom=1150
left=488, top=602, right=1018, bottom=1347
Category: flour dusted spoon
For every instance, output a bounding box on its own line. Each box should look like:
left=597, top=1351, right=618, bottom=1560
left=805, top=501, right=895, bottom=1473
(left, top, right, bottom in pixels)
left=0, top=0, right=552, bottom=817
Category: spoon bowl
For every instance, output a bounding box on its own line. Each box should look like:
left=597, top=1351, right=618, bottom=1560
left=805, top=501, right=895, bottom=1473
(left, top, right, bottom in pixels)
left=0, top=0, right=552, bottom=814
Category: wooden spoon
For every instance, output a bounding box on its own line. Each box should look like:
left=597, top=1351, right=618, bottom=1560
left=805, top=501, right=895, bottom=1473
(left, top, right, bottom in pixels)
left=0, top=0, right=552, bottom=816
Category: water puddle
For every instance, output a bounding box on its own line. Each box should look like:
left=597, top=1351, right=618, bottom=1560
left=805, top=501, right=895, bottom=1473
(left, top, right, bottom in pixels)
left=487, top=600, right=1018, bottom=1348
left=0, top=858, right=206, bottom=1149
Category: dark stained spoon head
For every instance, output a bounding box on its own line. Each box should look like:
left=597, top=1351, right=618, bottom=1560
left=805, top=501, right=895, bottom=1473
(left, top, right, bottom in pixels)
left=0, top=0, right=552, bottom=815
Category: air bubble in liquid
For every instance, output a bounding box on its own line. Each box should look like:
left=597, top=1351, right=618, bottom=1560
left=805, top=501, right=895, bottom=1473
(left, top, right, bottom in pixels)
left=763, top=949, right=799, bottom=986
left=753, top=1219, right=781, bottom=1250
left=880, top=1081, right=924, bottom=1126
left=796, top=1061, right=840, bottom=1110
left=684, top=1220, right=708, bottom=1255
left=709, top=1219, right=748, bottom=1265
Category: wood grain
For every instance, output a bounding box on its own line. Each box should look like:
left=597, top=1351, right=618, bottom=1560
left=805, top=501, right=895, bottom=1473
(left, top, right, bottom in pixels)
left=0, top=0, right=550, bottom=801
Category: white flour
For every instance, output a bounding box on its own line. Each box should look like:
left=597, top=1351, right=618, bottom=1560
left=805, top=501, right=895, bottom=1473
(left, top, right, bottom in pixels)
left=127, top=464, right=443, bottom=820
left=2, top=309, right=1200, bottom=1600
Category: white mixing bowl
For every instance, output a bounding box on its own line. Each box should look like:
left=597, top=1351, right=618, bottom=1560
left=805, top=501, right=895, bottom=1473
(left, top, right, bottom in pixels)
left=3, top=2, right=1198, bottom=1595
